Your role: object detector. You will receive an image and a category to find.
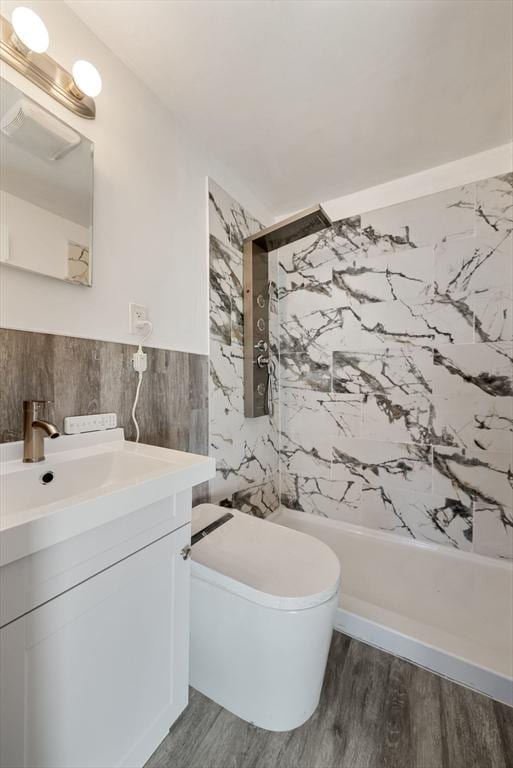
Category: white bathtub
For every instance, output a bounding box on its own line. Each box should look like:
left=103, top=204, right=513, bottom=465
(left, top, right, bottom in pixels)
left=270, top=508, right=513, bottom=706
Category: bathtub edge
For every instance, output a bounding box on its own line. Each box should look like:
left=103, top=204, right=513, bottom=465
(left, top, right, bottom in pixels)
left=334, top=606, right=513, bottom=707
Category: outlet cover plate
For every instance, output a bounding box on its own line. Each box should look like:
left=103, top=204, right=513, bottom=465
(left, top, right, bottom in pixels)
left=129, top=303, right=147, bottom=334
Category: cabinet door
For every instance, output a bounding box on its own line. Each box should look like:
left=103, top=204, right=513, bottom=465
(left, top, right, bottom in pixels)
left=0, top=524, right=190, bottom=768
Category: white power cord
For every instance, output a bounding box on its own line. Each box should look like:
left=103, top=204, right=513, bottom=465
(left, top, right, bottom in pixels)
left=131, top=319, right=153, bottom=443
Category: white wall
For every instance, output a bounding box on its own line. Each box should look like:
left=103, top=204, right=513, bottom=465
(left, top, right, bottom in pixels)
left=0, top=0, right=272, bottom=354
left=322, top=143, right=513, bottom=221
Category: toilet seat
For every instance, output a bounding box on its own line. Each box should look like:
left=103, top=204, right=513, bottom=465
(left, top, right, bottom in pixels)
left=191, top=504, right=340, bottom=611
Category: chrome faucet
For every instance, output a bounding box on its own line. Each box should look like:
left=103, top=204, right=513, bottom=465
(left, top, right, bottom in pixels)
left=23, top=400, right=60, bottom=463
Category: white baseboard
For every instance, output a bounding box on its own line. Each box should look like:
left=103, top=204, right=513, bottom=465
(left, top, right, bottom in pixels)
left=120, top=700, right=186, bottom=767
left=334, top=607, right=513, bottom=708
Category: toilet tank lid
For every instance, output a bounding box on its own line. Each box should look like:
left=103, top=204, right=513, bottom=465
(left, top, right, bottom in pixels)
left=191, top=504, right=341, bottom=611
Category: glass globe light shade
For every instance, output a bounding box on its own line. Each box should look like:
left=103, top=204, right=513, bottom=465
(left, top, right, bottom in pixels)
left=72, top=60, right=102, bottom=98
left=11, top=7, right=49, bottom=53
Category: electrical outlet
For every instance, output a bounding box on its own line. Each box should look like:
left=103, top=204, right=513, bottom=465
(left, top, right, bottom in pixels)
left=129, top=303, right=147, bottom=333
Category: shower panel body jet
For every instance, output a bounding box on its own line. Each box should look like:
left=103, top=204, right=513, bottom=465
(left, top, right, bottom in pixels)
left=243, top=239, right=270, bottom=418
left=243, top=205, right=332, bottom=417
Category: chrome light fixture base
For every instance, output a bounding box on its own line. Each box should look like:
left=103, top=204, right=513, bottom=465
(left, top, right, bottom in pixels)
left=0, top=15, right=96, bottom=119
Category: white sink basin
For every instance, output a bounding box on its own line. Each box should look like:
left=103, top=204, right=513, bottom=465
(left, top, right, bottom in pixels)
left=4, top=446, right=179, bottom=516
left=0, top=428, right=215, bottom=567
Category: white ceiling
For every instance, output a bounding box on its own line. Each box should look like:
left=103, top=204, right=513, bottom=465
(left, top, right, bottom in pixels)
left=67, top=0, right=513, bottom=216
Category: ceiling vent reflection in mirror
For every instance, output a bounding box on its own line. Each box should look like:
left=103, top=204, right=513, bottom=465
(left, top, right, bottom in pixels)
left=0, top=7, right=102, bottom=119
left=1, top=99, right=81, bottom=160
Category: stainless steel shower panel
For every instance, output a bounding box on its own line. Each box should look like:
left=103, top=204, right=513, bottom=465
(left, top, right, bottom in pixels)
left=243, top=204, right=332, bottom=418
left=243, top=239, right=270, bottom=418
left=251, top=204, right=332, bottom=252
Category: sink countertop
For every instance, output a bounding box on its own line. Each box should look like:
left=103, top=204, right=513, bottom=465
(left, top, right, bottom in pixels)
left=0, top=429, right=215, bottom=567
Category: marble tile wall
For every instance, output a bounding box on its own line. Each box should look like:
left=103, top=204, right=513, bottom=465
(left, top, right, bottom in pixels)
left=0, top=329, right=209, bottom=503
left=208, top=180, right=280, bottom=516
left=278, top=174, right=513, bottom=559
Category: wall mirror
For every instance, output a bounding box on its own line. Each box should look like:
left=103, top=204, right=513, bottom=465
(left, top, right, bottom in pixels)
left=0, top=78, right=93, bottom=286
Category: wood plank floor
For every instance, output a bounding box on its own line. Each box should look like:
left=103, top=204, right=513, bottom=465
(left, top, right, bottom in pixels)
left=146, top=632, right=513, bottom=768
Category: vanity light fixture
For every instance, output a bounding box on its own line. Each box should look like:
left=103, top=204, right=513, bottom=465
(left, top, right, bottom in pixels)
left=71, top=60, right=102, bottom=98
left=11, top=6, right=49, bottom=54
left=0, top=8, right=100, bottom=119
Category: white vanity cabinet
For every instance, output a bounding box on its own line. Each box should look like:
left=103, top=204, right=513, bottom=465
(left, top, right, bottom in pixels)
left=0, top=431, right=216, bottom=768
left=1, top=523, right=190, bottom=768
left=1, top=498, right=190, bottom=768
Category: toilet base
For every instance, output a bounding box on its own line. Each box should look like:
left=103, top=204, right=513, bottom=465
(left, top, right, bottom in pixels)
left=190, top=570, right=338, bottom=732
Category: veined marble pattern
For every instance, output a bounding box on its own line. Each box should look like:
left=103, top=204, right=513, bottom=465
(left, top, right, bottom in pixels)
left=432, top=393, right=513, bottom=452
left=232, top=480, right=279, bottom=519
left=432, top=342, right=513, bottom=452
left=434, top=234, right=512, bottom=343
left=328, top=439, right=469, bottom=545
left=359, top=183, right=476, bottom=251
left=332, top=246, right=434, bottom=305
left=209, top=235, right=237, bottom=345
left=277, top=173, right=512, bottom=559
left=435, top=174, right=513, bottom=343
left=332, top=438, right=433, bottom=494
left=433, top=342, right=513, bottom=397
left=361, top=391, right=434, bottom=445
left=473, top=502, right=513, bottom=560
left=67, top=242, right=90, bottom=285
left=281, top=388, right=361, bottom=439
left=278, top=259, right=334, bottom=317
left=208, top=180, right=279, bottom=515
left=278, top=219, right=360, bottom=273
left=208, top=175, right=512, bottom=554
left=280, top=307, right=360, bottom=363
left=209, top=179, right=263, bottom=252
left=360, top=486, right=473, bottom=550
left=279, top=351, right=332, bottom=392
left=476, top=173, right=513, bottom=237
left=280, top=431, right=332, bottom=482
left=434, top=232, right=512, bottom=297
left=209, top=335, right=279, bottom=509
left=333, top=347, right=432, bottom=395
left=280, top=472, right=361, bottom=523
left=360, top=296, right=475, bottom=349
left=432, top=446, right=512, bottom=511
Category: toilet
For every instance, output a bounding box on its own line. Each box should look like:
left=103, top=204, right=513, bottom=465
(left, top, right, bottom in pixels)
left=189, top=504, right=341, bottom=732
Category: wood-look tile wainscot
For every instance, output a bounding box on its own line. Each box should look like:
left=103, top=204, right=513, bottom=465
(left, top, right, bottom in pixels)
left=0, top=329, right=209, bottom=503
left=146, top=632, right=513, bottom=768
